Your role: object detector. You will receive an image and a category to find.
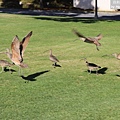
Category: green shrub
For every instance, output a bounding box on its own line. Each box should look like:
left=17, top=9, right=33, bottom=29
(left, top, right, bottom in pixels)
left=1, top=0, right=73, bottom=9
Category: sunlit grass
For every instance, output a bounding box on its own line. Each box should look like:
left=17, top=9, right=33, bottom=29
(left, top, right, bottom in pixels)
left=0, top=12, right=120, bottom=120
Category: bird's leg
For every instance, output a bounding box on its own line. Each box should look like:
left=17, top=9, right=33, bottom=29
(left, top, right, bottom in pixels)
left=89, top=70, right=91, bottom=74
left=88, top=69, right=91, bottom=74
left=73, top=39, right=79, bottom=42
left=21, top=69, right=23, bottom=76
left=96, top=69, right=98, bottom=75
left=18, top=66, right=22, bottom=76
left=0, top=67, right=3, bottom=73
left=96, top=46, right=99, bottom=51
left=18, top=67, right=20, bottom=76
left=55, top=62, right=57, bottom=66
left=54, top=62, right=57, bottom=68
left=52, top=62, right=56, bottom=68
left=19, top=66, right=24, bottom=76
left=52, top=63, right=55, bottom=66
left=9, top=66, right=12, bottom=74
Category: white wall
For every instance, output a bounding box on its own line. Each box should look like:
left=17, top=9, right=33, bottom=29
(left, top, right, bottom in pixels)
left=73, top=0, right=116, bottom=11
left=73, top=0, right=94, bottom=9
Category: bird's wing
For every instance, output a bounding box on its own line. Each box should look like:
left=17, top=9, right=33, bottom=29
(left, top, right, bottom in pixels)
left=72, top=29, right=87, bottom=39
left=51, top=55, right=59, bottom=62
left=6, top=48, right=12, bottom=60
left=20, top=31, right=32, bottom=56
left=89, top=63, right=97, bottom=67
left=95, top=33, right=102, bottom=40
left=89, top=63, right=99, bottom=67
left=117, top=54, right=120, bottom=60
left=54, top=56, right=59, bottom=62
left=72, top=29, right=95, bottom=43
left=11, top=35, right=22, bottom=62
left=84, top=37, right=95, bottom=43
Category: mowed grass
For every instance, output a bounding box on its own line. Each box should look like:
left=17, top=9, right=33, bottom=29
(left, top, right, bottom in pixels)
left=0, top=13, right=120, bottom=120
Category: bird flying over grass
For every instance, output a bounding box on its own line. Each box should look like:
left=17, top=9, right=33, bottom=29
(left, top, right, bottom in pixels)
left=72, top=29, right=102, bottom=51
left=112, top=53, right=120, bottom=60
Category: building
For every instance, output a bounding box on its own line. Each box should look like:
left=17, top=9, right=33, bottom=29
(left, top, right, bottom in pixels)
left=73, top=0, right=120, bottom=11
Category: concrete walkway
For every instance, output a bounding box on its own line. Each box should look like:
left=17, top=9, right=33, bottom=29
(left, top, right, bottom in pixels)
left=0, top=8, right=120, bottom=20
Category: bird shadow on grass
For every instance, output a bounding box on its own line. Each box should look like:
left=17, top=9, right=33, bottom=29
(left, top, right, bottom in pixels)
left=98, top=67, right=108, bottom=74
left=20, top=70, right=50, bottom=83
left=4, top=67, right=16, bottom=73
left=116, top=74, right=120, bottom=77
left=87, top=67, right=108, bottom=74
left=34, top=17, right=97, bottom=24
left=53, top=63, right=62, bottom=68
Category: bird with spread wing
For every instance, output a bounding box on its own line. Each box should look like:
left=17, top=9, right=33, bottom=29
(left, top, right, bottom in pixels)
left=5, top=31, right=32, bottom=75
left=72, top=29, right=102, bottom=51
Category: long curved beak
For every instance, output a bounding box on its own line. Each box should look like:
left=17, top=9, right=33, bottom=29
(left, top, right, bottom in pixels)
left=73, top=39, right=79, bottom=42
left=43, top=49, right=50, bottom=53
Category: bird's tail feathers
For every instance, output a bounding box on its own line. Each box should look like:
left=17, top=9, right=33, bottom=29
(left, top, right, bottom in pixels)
left=98, top=66, right=101, bottom=68
left=95, top=33, right=102, bottom=40
left=27, top=31, right=32, bottom=37
left=9, top=63, right=14, bottom=66
left=20, top=63, right=28, bottom=68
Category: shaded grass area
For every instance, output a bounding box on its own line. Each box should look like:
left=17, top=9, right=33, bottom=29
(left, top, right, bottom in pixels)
left=0, top=13, right=120, bottom=120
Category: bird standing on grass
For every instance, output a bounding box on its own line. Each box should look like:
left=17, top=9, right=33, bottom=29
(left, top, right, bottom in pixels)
left=72, top=29, right=102, bottom=51
left=0, top=60, right=13, bottom=73
left=4, top=31, right=32, bottom=75
left=84, top=59, right=101, bottom=74
left=43, top=49, right=60, bottom=68
left=49, top=49, right=60, bottom=67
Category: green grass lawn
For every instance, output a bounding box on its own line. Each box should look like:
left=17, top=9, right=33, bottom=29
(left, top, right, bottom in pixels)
left=0, top=13, right=120, bottom=120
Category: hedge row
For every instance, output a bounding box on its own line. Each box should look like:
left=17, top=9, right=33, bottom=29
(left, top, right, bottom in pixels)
left=0, top=0, right=73, bottom=9
left=0, top=0, right=40, bottom=9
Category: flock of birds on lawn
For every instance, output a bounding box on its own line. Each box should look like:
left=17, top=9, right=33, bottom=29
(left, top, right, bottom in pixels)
left=0, top=30, right=120, bottom=77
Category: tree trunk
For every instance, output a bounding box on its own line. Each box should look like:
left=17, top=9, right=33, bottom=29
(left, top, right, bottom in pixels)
left=39, top=0, right=43, bottom=9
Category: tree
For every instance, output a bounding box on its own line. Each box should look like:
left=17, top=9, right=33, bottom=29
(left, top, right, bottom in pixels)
left=1, top=0, right=73, bottom=9
left=2, top=0, right=21, bottom=8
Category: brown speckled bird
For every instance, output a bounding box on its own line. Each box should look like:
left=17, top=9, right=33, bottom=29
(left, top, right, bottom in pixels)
left=72, top=29, right=102, bottom=51
left=0, top=60, right=13, bottom=73
left=84, top=59, right=101, bottom=74
left=5, top=31, right=32, bottom=75
left=49, top=49, right=59, bottom=67
left=112, top=53, right=120, bottom=60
